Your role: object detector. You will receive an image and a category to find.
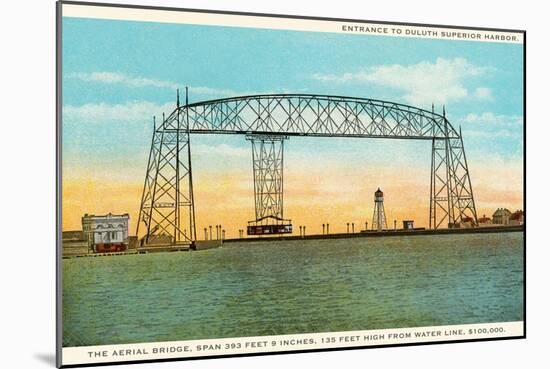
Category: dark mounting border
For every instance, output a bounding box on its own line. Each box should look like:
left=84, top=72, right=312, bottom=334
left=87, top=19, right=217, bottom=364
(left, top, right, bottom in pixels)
left=56, top=1, right=527, bottom=367
left=56, top=1, right=63, bottom=368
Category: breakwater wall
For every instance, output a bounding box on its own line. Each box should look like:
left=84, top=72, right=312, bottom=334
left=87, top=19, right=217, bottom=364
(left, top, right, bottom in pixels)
left=223, top=225, right=524, bottom=243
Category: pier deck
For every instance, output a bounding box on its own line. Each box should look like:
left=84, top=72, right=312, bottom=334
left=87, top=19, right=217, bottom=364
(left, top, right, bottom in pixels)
left=62, top=225, right=523, bottom=258
left=223, top=225, right=524, bottom=243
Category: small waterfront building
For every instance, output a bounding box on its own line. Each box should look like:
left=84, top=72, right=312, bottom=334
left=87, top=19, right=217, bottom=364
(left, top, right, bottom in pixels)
left=82, top=213, right=129, bottom=253
left=402, top=220, right=414, bottom=230
left=62, top=230, right=85, bottom=241
left=492, top=208, right=512, bottom=225
left=478, top=214, right=492, bottom=227
left=460, top=216, right=475, bottom=228
left=62, top=230, right=89, bottom=257
left=509, top=210, right=524, bottom=225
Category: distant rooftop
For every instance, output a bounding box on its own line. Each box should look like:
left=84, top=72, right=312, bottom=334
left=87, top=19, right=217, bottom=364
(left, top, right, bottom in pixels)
left=83, top=212, right=129, bottom=219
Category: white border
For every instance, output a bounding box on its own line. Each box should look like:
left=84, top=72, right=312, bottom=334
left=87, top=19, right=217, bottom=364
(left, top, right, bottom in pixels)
left=62, top=3, right=523, bottom=44
left=62, top=321, right=524, bottom=365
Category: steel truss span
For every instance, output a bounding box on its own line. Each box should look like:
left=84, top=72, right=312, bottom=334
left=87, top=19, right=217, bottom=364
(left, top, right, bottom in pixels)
left=138, top=94, right=478, bottom=244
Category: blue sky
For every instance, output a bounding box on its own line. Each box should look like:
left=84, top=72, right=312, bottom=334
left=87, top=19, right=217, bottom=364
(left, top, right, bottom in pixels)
left=62, top=18, right=524, bottom=111
left=61, top=16, right=524, bottom=230
left=62, top=17, right=524, bottom=159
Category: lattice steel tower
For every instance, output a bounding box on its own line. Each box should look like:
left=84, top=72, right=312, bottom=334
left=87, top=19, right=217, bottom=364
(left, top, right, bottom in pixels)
left=429, top=106, right=478, bottom=229
left=246, top=134, right=292, bottom=235
left=136, top=88, right=196, bottom=245
left=372, top=188, right=388, bottom=231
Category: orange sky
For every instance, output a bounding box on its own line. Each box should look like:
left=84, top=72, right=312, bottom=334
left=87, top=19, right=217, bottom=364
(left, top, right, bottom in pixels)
left=62, top=158, right=523, bottom=238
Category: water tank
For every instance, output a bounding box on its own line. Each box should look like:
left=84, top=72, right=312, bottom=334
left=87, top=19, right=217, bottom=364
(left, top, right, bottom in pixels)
left=374, top=188, right=384, bottom=201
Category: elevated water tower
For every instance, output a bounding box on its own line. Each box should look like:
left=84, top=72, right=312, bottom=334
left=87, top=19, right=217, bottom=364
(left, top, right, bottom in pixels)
left=372, top=188, right=388, bottom=231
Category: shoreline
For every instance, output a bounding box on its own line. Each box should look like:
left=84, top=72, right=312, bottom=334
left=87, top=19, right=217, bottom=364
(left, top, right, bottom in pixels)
left=223, top=224, right=524, bottom=243
left=62, top=225, right=524, bottom=259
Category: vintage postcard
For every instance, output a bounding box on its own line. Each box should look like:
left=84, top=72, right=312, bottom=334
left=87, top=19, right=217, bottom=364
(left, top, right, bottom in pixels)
left=57, top=1, right=525, bottom=367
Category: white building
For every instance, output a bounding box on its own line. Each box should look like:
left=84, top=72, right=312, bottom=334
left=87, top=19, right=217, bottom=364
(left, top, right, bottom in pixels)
left=82, top=213, right=129, bottom=252
left=492, top=208, right=512, bottom=225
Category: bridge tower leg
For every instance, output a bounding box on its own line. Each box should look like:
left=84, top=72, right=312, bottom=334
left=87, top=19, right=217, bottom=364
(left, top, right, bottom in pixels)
left=430, top=128, right=478, bottom=229
left=245, top=134, right=292, bottom=235
left=137, top=90, right=196, bottom=245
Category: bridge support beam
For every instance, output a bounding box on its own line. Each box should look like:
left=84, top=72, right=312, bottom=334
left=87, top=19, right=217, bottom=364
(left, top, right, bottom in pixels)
left=430, top=129, right=478, bottom=229
left=137, top=91, right=197, bottom=245
left=246, top=134, right=292, bottom=235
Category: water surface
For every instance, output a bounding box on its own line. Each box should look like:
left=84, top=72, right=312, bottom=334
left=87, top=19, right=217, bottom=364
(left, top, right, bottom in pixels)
left=63, top=232, right=524, bottom=346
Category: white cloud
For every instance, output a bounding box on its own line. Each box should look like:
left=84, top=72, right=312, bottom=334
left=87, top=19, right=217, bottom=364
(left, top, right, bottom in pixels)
left=63, top=101, right=175, bottom=123
left=457, top=112, right=523, bottom=140
left=461, top=128, right=518, bottom=139
left=312, top=57, right=490, bottom=106
left=459, top=112, right=523, bottom=126
left=61, top=84, right=306, bottom=126
left=68, top=72, right=178, bottom=90
left=67, top=71, right=282, bottom=98
left=474, top=87, right=493, bottom=100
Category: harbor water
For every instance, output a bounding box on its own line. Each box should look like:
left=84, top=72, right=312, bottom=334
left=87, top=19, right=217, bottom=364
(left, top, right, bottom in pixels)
left=62, top=232, right=524, bottom=347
